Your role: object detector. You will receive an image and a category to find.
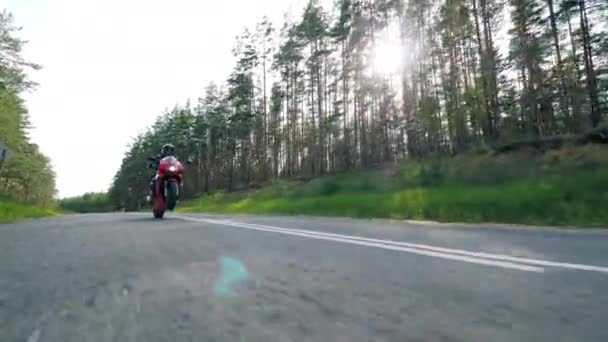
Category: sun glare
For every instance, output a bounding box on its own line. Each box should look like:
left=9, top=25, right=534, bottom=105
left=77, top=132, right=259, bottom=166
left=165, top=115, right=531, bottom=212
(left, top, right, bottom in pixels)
left=372, top=43, right=403, bottom=75
left=371, top=22, right=404, bottom=76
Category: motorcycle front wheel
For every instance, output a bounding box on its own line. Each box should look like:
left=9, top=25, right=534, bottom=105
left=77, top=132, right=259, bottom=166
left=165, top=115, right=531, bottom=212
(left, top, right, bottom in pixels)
left=153, top=209, right=164, bottom=219
left=166, top=181, right=178, bottom=211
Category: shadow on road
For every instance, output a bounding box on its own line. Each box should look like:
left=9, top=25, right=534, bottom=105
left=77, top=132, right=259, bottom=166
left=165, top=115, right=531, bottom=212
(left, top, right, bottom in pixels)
left=121, top=214, right=183, bottom=224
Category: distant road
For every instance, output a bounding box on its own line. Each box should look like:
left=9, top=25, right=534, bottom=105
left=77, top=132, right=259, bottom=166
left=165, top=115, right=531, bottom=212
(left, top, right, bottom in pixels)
left=1, top=213, right=607, bottom=341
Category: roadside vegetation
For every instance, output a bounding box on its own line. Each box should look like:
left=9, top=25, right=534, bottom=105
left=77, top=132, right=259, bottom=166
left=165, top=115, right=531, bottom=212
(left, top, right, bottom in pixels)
left=108, top=0, right=608, bottom=224
left=58, top=193, right=113, bottom=213
left=181, top=145, right=608, bottom=227
left=0, top=199, right=58, bottom=223
left=0, top=11, right=57, bottom=223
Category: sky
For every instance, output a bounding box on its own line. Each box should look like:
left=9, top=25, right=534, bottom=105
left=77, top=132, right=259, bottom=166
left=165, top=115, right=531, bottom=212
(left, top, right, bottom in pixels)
left=2, top=0, right=313, bottom=198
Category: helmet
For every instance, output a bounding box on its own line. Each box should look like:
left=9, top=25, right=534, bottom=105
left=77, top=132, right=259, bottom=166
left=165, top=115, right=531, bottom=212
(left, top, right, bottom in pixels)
left=161, top=144, right=175, bottom=156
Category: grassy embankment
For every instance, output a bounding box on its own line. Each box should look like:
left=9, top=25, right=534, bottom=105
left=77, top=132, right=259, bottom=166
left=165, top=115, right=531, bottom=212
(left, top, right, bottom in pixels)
left=0, top=191, right=111, bottom=222
left=0, top=199, right=58, bottom=223
left=180, top=145, right=608, bottom=227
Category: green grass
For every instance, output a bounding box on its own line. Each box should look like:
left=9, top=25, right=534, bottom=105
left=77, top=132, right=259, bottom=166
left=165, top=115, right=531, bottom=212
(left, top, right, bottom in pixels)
left=0, top=201, right=59, bottom=223
left=180, top=145, right=608, bottom=228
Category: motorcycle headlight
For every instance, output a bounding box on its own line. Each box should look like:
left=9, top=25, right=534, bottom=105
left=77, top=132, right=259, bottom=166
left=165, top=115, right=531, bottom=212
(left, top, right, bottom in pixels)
left=169, top=166, right=177, bottom=172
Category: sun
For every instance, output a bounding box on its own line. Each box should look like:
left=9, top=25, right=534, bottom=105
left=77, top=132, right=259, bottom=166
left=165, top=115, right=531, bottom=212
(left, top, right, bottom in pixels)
left=370, top=22, right=404, bottom=76
left=372, top=42, right=404, bottom=75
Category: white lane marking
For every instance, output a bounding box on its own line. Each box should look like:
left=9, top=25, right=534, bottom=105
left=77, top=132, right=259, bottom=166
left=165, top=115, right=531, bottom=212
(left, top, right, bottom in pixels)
left=178, top=216, right=544, bottom=272
left=209, top=219, right=608, bottom=274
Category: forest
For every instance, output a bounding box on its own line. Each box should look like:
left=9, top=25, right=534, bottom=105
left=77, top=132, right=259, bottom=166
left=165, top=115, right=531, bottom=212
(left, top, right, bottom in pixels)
left=109, top=0, right=607, bottom=211
left=0, top=10, right=56, bottom=209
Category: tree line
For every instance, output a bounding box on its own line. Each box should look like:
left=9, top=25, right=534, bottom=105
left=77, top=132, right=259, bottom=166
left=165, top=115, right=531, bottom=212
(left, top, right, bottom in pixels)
left=110, top=0, right=607, bottom=211
left=0, top=10, right=56, bottom=206
left=58, top=192, right=112, bottom=213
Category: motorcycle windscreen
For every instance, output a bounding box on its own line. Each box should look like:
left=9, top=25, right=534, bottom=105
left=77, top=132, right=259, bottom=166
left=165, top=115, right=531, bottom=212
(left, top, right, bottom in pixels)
left=158, top=156, right=178, bottom=173
left=160, top=156, right=178, bottom=164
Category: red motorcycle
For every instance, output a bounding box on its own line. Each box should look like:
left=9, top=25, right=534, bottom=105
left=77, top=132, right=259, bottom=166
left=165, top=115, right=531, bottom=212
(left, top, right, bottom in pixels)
left=150, top=156, right=185, bottom=219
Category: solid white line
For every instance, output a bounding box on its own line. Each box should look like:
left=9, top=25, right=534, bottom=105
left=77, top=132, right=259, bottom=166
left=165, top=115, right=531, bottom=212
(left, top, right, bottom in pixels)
left=178, top=216, right=544, bottom=272
left=210, top=219, right=608, bottom=274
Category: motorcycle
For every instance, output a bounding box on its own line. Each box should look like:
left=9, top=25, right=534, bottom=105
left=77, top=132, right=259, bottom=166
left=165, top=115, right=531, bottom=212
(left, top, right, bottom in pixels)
left=149, top=156, right=186, bottom=219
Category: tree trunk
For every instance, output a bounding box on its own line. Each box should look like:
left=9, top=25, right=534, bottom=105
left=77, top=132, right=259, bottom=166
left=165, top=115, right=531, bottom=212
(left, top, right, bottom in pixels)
left=480, top=0, right=499, bottom=139
left=546, top=0, right=570, bottom=126
left=566, top=11, right=583, bottom=129
left=578, top=0, right=601, bottom=127
left=341, top=40, right=350, bottom=169
left=471, top=0, right=492, bottom=138
left=317, top=40, right=325, bottom=174
left=262, top=45, right=268, bottom=179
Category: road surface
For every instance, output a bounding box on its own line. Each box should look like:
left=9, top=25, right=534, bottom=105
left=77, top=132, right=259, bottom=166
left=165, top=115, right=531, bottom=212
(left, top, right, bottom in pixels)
left=1, top=213, right=607, bottom=341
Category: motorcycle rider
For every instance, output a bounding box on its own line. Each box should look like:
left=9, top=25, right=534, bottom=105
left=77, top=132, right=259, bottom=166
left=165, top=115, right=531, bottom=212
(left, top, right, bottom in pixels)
left=146, top=144, right=175, bottom=203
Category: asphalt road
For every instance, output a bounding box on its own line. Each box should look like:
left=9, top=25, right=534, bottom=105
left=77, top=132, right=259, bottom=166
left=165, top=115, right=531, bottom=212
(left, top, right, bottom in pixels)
left=1, top=213, right=607, bottom=342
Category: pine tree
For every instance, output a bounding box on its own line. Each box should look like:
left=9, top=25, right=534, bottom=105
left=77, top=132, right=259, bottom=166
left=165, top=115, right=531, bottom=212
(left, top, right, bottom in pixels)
left=0, top=10, right=55, bottom=205
left=509, top=0, right=552, bottom=136
left=331, top=0, right=354, bottom=169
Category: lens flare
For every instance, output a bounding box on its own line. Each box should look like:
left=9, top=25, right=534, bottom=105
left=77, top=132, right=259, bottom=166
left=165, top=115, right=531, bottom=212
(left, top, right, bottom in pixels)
left=214, top=256, right=248, bottom=297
